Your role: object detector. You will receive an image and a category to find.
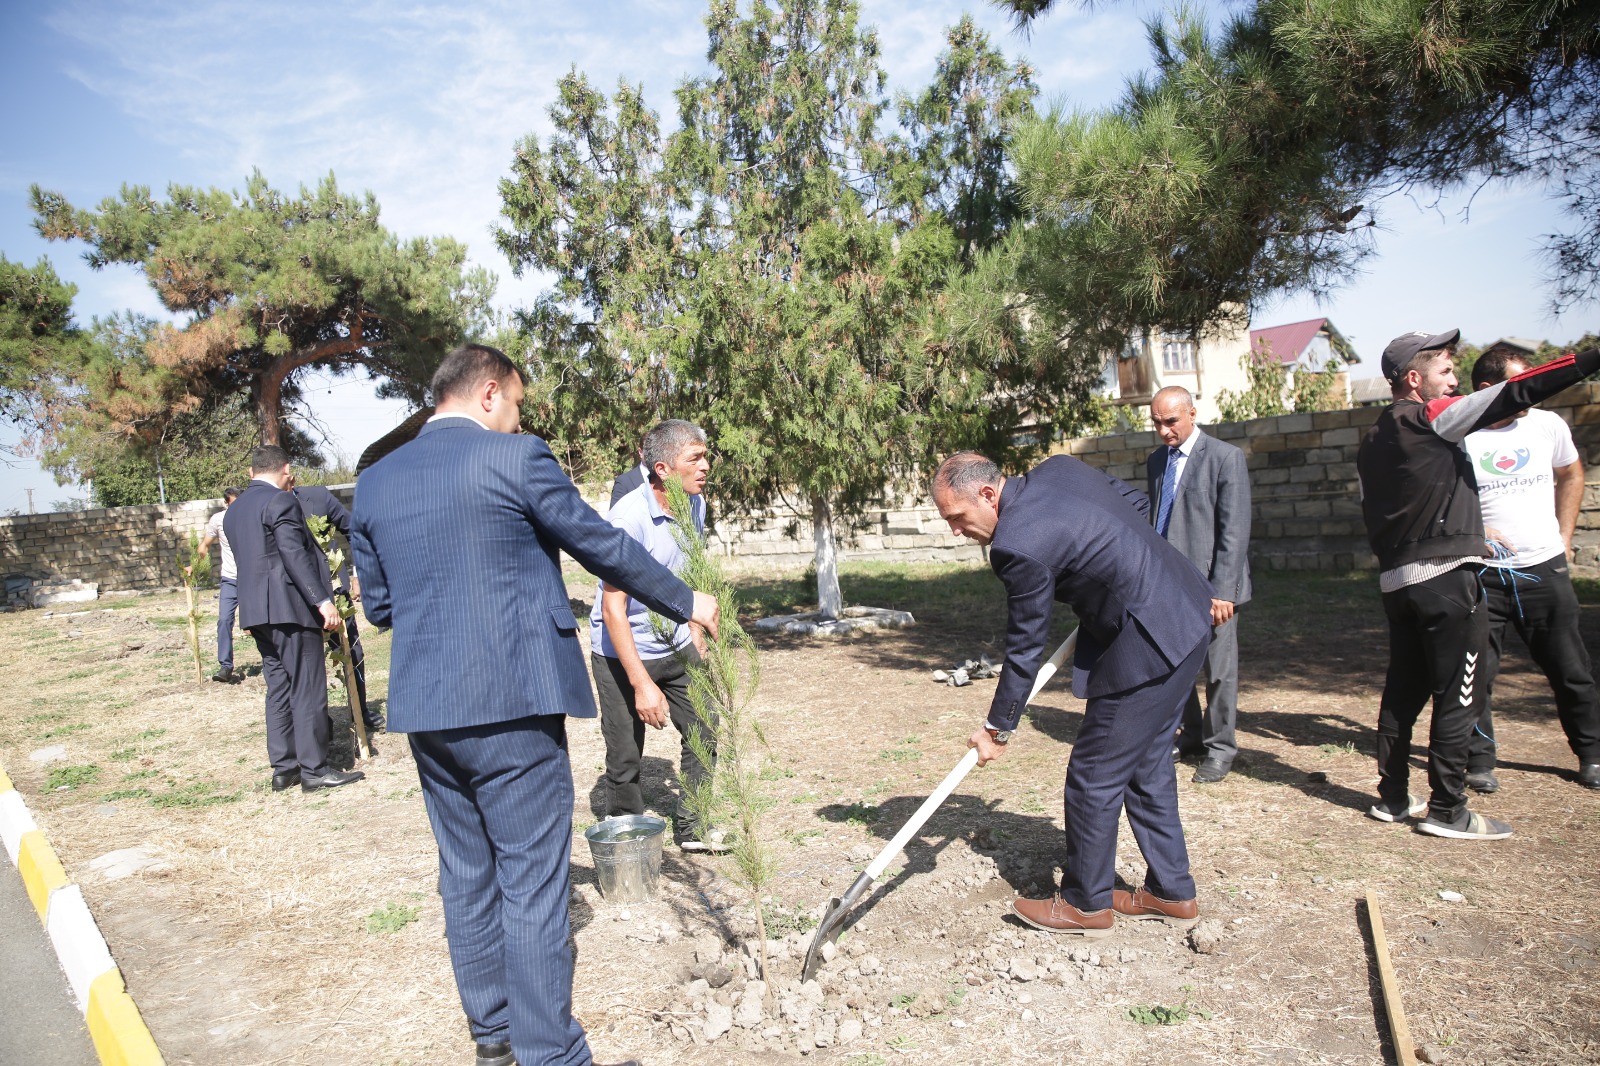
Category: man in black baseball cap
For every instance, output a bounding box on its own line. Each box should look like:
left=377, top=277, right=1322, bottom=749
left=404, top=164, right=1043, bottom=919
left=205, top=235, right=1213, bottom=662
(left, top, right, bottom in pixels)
left=1379, top=328, right=1460, bottom=385
left=1356, top=329, right=1600, bottom=840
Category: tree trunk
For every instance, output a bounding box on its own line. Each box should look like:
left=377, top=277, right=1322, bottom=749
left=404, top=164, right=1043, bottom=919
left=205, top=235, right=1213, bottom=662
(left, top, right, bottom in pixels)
left=810, top=493, right=842, bottom=620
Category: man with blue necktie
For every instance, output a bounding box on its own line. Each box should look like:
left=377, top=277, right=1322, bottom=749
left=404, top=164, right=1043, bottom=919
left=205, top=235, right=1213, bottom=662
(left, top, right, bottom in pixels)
left=352, top=344, right=720, bottom=1066
left=1145, top=386, right=1252, bottom=784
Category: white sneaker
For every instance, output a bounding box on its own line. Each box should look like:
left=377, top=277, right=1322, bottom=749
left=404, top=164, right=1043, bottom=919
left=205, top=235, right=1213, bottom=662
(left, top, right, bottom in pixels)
left=1367, top=794, right=1427, bottom=822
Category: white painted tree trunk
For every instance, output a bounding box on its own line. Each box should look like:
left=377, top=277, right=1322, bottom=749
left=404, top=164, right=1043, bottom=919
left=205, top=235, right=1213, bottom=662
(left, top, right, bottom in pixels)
left=810, top=493, right=842, bottom=620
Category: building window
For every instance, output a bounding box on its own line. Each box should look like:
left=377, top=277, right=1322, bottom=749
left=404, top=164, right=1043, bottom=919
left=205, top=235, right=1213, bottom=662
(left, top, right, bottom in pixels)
left=1161, top=334, right=1196, bottom=372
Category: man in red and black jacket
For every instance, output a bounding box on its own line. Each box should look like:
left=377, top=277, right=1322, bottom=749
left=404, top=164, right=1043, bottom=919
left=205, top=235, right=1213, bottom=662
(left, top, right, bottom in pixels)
left=1357, top=329, right=1600, bottom=840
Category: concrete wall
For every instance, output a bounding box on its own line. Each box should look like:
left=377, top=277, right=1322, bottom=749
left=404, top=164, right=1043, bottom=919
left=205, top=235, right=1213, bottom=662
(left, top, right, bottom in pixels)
left=5, top=382, right=1597, bottom=594
left=1054, top=381, right=1600, bottom=571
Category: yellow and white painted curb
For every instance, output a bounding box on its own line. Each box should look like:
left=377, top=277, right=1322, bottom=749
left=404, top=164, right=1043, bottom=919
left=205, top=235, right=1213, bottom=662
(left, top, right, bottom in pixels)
left=0, top=763, right=164, bottom=1065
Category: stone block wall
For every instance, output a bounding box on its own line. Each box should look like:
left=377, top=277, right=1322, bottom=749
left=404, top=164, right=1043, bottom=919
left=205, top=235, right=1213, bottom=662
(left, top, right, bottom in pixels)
left=1053, top=381, right=1600, bottom=572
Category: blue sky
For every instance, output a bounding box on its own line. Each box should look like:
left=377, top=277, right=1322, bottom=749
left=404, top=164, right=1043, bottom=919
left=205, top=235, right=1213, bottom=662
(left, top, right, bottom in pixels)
left=1, top=0, right=1593, bottom=512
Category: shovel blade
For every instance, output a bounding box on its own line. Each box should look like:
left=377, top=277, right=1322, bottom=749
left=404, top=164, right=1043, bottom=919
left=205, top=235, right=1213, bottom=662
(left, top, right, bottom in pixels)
left=801, top=895, right=845, bottom=983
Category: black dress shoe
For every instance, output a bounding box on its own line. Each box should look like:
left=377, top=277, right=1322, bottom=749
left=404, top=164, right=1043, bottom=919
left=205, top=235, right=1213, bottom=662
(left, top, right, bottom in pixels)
left=1192, top=758, right=1231, bottom=784
left=300, top=769, right=366, bottom=793
left=211, top=666, right=236, bottom=684
left=270, top=771, right=301, bottom=792
left=475, top=1041, right=514, bottom=1066
left=1578, top=763, right=1600, bottom=790
left=1172, top=743, right=1204, bottom=763
left=363, top=718, right=386, bottom=735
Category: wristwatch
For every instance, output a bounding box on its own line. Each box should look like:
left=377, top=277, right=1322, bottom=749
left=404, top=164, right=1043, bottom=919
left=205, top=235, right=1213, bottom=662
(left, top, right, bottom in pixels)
left=985, top=727, right=1013, bottom=745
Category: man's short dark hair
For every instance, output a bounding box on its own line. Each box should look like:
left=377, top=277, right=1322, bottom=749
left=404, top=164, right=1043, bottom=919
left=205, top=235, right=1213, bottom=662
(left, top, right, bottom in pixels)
left=430, top=344, right=528, bottom=404
left=1470, top=349, right=1529, bottom=390
left=932, top=452, right=1001, bottom=498
left=642, top=419, right=706, bottom=478
left=250, top=445, right=290, bottom=473
left=222, top=486, right=241, bottom=503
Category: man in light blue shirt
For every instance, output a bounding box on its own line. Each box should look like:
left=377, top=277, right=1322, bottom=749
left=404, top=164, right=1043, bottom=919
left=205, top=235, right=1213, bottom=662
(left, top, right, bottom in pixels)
left=590, top=420, right=721, bottom=849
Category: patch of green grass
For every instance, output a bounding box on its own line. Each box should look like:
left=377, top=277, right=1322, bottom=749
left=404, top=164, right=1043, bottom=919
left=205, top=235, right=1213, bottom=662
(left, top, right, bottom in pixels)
left=847, top=1056, right=888, bottom=1066
left=45, top=765, right=101, bottom=791
left=61, top=668, right=95, bottom=680
left=102, top=788, right=153, bottom=801
left=1317, top=741, right=1357, bottom=757
left=365, top=902, right=420, bottom=934
left=877, top=746, right=921, bottom=763
left=23, top=712, right=65, bottom=724
left=833, top=802, right=880, bottom=828
left=131, top=728, right=167, bottom=741
left=889, top=991, right=918, bottom=1010
left=108, top=748, right=138, bottom=762
left=1126, top=995, right=1211, bottom=1026
left=790, top=791, right=818, bottom=805
left=787, top=828, right=824, bottom=846
left=885, top=1034, right=917, bottom=1050
left=121, top=770, right=159, bottom=781
left=946, top=981, right=969, bottom=1007
left=759, top=760, right=794, bottom=781
left=148, top=781, right=242, bottom=809
left=40, top=723, right=91, bottom=739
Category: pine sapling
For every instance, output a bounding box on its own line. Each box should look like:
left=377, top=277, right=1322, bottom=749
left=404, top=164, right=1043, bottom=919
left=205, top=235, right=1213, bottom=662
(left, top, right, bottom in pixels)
left=652, top=479, right=778, bottom=981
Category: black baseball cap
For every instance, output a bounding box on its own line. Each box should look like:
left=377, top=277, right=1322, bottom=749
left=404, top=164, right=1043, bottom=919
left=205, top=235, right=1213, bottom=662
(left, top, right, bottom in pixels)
left=1381, top=328, right=1460, bottom=383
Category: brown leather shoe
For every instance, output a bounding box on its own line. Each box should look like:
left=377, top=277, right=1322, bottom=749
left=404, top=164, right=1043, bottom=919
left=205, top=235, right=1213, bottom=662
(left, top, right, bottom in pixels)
left=1011, top=895, right=1115, bottom=937
left=1112, top=887, right=1199, bottom=928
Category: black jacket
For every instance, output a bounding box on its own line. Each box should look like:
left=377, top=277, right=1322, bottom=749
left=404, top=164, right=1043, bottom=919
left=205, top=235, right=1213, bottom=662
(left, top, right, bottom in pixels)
left=1357, top=349, right=1600, bottom=570
left=986, top=456, right=1213, bottom=731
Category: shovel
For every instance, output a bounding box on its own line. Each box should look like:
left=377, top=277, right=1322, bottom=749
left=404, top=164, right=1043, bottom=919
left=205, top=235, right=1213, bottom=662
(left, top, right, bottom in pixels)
left=801, top=627, right=1079, bottom=982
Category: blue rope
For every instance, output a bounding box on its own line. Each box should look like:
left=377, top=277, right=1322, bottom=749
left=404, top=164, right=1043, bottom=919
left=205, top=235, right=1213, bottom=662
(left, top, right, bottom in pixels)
left=1478, top=541, right=1541, bottom=623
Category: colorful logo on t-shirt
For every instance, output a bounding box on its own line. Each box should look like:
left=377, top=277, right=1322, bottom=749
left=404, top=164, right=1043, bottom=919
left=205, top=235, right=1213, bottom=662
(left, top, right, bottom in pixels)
left=1477, top=446, right=1531, bottom=477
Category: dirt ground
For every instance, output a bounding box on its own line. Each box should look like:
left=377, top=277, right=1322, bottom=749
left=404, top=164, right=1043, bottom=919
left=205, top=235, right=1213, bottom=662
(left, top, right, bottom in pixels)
left=1, top=562, right=1597, bottom=1066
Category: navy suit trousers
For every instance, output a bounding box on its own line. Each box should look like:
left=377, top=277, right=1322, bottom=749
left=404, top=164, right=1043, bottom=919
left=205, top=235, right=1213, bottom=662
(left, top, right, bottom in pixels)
left=250, top=623, right=330, bottom=777
left=408, top=715, right=591, bottom=1066
left=1060, top=636, right=1208, bottom=910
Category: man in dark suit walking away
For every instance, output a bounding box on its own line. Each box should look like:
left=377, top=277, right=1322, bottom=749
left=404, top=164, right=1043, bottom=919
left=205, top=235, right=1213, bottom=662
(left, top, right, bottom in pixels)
left=291, top=480, right=383, bottom=736
left=1146, top=386, right=1252, bottom=784
left=225, top=446, right=364, bottom=795
left=933, top=452, right=1214, bottom=937
left=351, top=344, right=720, bottom=1066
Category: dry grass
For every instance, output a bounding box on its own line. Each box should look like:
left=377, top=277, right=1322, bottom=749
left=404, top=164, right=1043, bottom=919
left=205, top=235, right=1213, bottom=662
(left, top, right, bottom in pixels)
left=2, top=566, right=1598, bottom=1065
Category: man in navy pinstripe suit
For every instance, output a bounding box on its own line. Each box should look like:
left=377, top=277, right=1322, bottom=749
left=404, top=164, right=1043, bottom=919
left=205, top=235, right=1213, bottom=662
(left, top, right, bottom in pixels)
left=351, top=345, right=720, bottom=1066
left=933, top=452, right=1213, bottom=938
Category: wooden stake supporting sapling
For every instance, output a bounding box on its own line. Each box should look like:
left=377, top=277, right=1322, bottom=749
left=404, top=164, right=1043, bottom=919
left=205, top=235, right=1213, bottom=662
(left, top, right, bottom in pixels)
left=179, top=531, right=211, bottom=682
left=305, top=514, right=373, bottom=760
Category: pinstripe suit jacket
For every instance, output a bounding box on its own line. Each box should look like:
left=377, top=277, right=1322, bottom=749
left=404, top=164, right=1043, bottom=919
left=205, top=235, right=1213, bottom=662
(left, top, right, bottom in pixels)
left=985, top=456, right=1214, bottom=730
left=349, top=418, right=695, bottom=733
left=1145, top=430, right=1253, bottom=605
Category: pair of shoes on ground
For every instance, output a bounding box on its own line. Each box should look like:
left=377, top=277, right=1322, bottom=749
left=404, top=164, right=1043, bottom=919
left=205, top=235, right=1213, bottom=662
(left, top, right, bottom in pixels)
left=1366, top=794, right=1512, bottom=839
left=1011, top=887, right=1198, bottom=937
left=475, top=1040, right=638, bottom=1066
left=272, top=769, right=365, bottom=794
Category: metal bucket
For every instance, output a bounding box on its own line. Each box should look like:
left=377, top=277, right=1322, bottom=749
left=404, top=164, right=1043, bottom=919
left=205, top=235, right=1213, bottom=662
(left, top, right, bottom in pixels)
left=583, top=814, right=667, bottom=904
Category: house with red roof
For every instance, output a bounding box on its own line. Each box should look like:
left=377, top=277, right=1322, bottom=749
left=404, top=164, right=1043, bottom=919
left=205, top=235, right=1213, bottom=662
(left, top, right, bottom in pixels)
left=1101, top=316, right=1359, bottom=424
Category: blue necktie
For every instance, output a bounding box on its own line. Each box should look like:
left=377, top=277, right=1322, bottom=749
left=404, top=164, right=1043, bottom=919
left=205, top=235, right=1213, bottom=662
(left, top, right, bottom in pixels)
left=1156, top=447, right=1179, bottom=538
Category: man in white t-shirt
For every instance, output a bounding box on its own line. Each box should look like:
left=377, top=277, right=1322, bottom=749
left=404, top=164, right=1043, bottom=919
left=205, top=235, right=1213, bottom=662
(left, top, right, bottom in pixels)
left=190, top=486, right=242, bottom=683
left=1465, top=351, right=1600, bottom=792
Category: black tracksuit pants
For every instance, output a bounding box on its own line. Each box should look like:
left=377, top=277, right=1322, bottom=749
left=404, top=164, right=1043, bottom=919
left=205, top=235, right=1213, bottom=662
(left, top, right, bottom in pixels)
left=1468, top=557, right=1600, bottom=771
left=1376, top=567, right=1487, bottom=824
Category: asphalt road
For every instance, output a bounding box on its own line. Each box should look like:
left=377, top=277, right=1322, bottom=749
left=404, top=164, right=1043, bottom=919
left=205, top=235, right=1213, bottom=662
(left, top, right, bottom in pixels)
left=0, top=865, right=97, bottom=1066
